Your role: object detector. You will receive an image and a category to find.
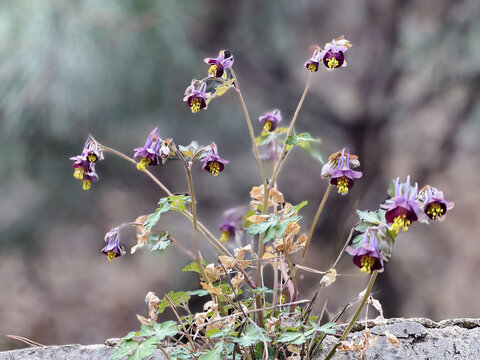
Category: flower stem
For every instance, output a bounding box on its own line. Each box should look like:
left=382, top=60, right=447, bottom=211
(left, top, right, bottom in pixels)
left=303, top=184, right=332, bottom=257
left=269, top=74, right=311, bottom=186
left=323, top=271, right=379, bottom=360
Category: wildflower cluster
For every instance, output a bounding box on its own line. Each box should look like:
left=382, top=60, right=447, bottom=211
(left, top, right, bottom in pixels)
left=70, top=138, right=103, bottom=190
left=347, top=176, right=454, bottom=274
left=305, top=36, right=352, bottom=72
left=183, top=50, right=235, bottom=114
left=70, top=36, right=454, bottom=360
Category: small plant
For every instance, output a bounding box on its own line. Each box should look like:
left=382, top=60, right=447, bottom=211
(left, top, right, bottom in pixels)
left=71, top=36, right=454, bottom=360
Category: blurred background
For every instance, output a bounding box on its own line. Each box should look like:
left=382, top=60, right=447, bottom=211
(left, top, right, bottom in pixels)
left=1, top=0, right=479, bottom=351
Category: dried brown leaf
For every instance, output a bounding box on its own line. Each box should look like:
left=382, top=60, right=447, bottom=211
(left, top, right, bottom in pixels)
left=319, top=269, right=337, bottom=287
left=201, top=282, right=222, bottom=296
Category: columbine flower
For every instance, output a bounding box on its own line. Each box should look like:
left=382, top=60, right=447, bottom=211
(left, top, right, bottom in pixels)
left=204, top=50, right=234, bottom=78
left=321, top=150, right=360, bottom=179
left=183, top=80, right=211, bottom=113
left=71, top=139, right=103, bottom=190
left=346, top=228, right=384, bottom=274
left=418, top=185, right=454, bottom=222
left=322, top=150, right=362, bottom=195
left=102, top=228, right=125, bottom=261
left=133, top=128, right=162, bottom=171
left=219, top=215, right=242, bottom=243
left=322, top=36, right=351, bottom=69
left=305, top=48, right=322, bottom=72
left=381, top=176, right=421, bottom=234
left=201, top=143, right=229, bottom=176
left=259, top=109, right=282, bottom=132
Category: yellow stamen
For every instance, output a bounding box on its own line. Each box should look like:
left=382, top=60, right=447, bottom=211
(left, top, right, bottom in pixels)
left=390, top=214, right=411, bottom=234
left=307, top=63, right=317, bottom=72
left=208, top=65, right=218, bottom=77
left=426, top=203, right=444, bottom=220
left=136, top=157, right=151, bottom=171
left=336, top=176, right=350, bottom=195
left=263, top=121, right=272, bottom=131
left=280, top=294, right=285, bottom=305
left=360, top=255, right=375, bottom=274
left=87, top=154, right=97, bottom=162
left=220, top=231, right=230, bottom=243
left=209, top=161, right=220, bottom=176
left=82, top=180, right=91, bottom=190
left=73, top=167, right=84, bottom=180
left=327, top=57, right=339, bottom=69
left=190, top=98, right=202, bottom=113
left=107, top=252, right=117, bottom=261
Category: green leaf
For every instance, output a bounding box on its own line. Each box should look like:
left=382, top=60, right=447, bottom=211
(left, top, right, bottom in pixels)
left=214, top=78, right=235, bottom=97
left=157, top=291, right=191, bottom=314
left=147, top=232, right=171, bottom=252
left=289, top=200, right=308, bottom=215
left=187, top=289, right=209, bottom=297
left=247, top=217, right=274, bottom=235
left=233, top=325, right=270, bottom=347
left=110, top=340, right=138, bottom=360
left=153, top=320, right=179, bottom=340
left=285, top=129, right=300, bottom=146
left=168, top=195, right=191, bottom=212
left=276, top=330, right=306, bottom=345
left=356, top=210, right=382, bottom=224
left=144, top=198, right=171, bottom=230
left=198, top=343, right=224, bottom=360
left=351, top=233, right=365, bottom=247
left=247, top=286, right=274, bottom=294
left=317, top=322, right=336, bottom=334
left=182, top=260, right=206, bottom=273
left=262, top=218, right=280, bottom=243
left=123, top=331, right=139, bottom=340
left=169, top=347, right=193, bottom=360
left=127, top=336, right=159, bottom=360
left=139, top=325, right=154, bottom=337
left=254, top=343, right=276, bottom=360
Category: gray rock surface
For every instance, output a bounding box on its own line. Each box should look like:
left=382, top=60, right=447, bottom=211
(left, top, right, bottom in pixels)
left=1, top=318, right=479, bottom=359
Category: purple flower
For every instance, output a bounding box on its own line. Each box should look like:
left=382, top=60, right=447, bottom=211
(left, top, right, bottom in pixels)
left=201, top=143, right=229, bottom=176
left=259, top=109, right=282, bottom=132
left=381, top=176, right=421, bottom=233
left=418, top=186, right=454, bottom=222
left=346, top=228, right=384, bottom=274
left=133, top=128, right=162, bottom=171
left=323, top=150, right=362, bottom=195
left=219, top=215, right=242, bottom=242
left=321, top=150, right=360, bottom=179
left=102, top=228, right=125, bottom=261
left=204, top=50, right=234, bottom=78
left=71, top=139, right=103, bottom=190
left=305, top=49, right=322, bottom=72
left=322, top=36, right=351, bottom=69
left=183, top=80, right=211, bottom=113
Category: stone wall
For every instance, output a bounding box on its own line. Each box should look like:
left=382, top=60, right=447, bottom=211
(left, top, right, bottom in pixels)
left=1, top=318, right=479, bottom=360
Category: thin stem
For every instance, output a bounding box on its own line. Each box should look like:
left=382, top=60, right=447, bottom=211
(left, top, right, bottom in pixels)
left=174, top=148, right=198, bottom=231
left=303, top=184, right=332, bottom=257
left=99, top=144, right=173, bottom=196
left=269, top=74, right=312, bottom=186
left=323, top=271, right=379, bottom=360
left=229, top=68, right=267, bottom=188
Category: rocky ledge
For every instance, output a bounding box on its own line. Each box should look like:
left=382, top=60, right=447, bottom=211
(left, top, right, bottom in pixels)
left=1, top=318, right=479, bottom=359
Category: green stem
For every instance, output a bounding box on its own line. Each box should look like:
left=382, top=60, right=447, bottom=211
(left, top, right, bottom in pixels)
left=323, top=271, right=378, bottom=360
left=269, top=74, right=311, bottom=187
left=302, top=184, right=332, bottom=257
